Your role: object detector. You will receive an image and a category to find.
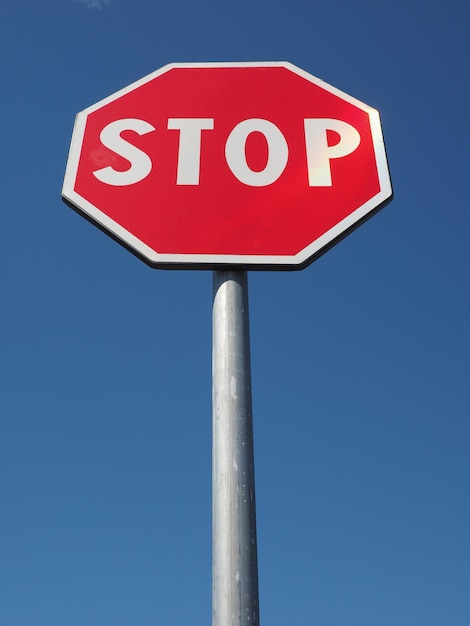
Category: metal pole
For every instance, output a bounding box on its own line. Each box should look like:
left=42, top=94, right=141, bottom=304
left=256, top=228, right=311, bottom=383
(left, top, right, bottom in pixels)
left=212, top=270, right=259, bottom=626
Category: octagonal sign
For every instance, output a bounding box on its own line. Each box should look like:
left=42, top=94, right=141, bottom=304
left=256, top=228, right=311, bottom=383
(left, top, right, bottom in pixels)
left=62, top=62, right=392, bottom=269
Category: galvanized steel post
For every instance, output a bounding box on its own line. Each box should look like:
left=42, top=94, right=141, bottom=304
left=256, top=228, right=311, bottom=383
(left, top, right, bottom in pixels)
left=212, top=270, right=259, bottom=626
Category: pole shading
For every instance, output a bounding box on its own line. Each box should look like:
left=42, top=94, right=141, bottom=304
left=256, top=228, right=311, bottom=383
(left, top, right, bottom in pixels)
left=212, top=270, right=259, bottom=626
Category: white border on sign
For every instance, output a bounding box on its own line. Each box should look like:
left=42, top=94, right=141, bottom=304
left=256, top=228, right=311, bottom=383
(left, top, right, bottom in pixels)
left=62, top=61, right=392, bottom=269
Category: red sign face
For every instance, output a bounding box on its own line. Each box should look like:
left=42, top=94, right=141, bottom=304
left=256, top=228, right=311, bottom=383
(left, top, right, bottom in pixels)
left=63, top=62, right=392, bottom=269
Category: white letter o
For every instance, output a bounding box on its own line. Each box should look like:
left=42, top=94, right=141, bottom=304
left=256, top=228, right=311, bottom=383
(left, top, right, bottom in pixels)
left=225, top=119, right=288, bottom=186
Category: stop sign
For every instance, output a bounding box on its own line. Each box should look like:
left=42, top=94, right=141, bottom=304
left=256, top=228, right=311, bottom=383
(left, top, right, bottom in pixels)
left=62, top=62, right=392, bottom=269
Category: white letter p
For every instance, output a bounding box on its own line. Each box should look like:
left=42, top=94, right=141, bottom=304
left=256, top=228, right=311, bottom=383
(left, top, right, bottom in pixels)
left=304, top=118, right=361, bottom=186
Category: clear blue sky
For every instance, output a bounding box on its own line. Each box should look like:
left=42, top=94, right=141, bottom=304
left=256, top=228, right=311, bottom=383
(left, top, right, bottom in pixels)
left=1, top=1, right=469, bottom=626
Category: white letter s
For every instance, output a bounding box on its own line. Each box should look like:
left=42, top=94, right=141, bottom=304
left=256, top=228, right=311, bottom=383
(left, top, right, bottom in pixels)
left=93, top=118, right=155, bottom=186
